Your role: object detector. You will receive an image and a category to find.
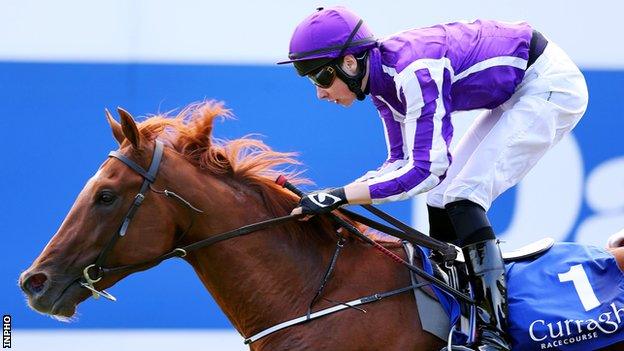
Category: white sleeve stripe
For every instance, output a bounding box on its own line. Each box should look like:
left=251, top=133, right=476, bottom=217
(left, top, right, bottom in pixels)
left=375, top=95, right=410, bottom=158
left=392, top=58, right=454, bottom=111
left=400, top=118, right=409, bottom=160
left=426, top=61, right=452, bottom=176
left=380, top=117, right=392, bottom=159
left=452, top=56, right=527, bottom=83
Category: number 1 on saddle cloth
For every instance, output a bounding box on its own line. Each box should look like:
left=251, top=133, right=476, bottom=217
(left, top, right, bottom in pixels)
left=504, top=242, right=624, bottom=351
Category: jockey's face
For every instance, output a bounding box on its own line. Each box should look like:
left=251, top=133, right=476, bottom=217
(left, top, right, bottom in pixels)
left=315, top=77, right=356, bottom=107
left=315, top=55, right=359, bottom=107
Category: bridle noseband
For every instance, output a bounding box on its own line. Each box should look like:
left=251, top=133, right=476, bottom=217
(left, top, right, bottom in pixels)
left=80, top=140, right=165, bottom=301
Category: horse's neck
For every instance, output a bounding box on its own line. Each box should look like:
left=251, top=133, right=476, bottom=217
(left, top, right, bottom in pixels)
left=180, top=176, right=333, bottom=337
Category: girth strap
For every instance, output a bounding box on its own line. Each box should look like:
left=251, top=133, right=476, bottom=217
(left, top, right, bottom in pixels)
left=243, top=282, right=429, bottom=345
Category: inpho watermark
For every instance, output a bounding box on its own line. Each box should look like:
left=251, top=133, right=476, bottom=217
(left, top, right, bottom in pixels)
left=3, top=315, right=10, bottom=348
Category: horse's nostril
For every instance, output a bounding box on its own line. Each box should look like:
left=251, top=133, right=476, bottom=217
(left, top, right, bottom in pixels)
left=22, top=272, right=49, bottom=296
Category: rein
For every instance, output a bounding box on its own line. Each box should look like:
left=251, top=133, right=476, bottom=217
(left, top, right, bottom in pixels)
left=101, top=213, right=303, bottom=276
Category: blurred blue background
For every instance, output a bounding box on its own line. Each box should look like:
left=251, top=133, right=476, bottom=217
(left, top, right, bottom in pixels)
left=2, top=1, right=623, bottom=350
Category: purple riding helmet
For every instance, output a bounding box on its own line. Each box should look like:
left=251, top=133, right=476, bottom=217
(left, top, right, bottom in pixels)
left=278, top=6, right=378, bottom=100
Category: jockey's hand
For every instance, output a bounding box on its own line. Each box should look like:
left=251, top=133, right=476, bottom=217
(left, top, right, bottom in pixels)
left=291, top=187, right=348, bottom=220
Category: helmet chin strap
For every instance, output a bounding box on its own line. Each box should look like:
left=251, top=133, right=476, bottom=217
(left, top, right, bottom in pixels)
left=334, top=51, right=370, bottom=101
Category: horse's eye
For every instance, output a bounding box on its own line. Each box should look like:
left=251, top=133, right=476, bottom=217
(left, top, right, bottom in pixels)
left=97, top=191, right=117, bottom=205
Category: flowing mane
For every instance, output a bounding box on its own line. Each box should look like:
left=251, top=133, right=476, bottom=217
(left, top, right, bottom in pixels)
left=133, top=101, right=390, bottom=243
left=134, top=101, right=305, bottom=214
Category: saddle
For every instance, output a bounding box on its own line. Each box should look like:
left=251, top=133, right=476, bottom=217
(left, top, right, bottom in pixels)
left=404, top=237, right=555, bottom=342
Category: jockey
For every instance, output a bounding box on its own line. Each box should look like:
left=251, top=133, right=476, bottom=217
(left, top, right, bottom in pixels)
left=281, top=6, right=588, bottom=351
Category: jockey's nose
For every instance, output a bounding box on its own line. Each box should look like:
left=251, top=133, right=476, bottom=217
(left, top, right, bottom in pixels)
left=316, top=86, right=328, bottom=100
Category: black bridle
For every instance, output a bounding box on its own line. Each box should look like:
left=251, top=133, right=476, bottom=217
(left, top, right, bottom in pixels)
left=80, top=140, right=165, bottom=299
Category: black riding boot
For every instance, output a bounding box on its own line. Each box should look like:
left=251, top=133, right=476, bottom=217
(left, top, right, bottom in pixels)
left=462, top=239, right=511, bottom=350
left=444, top=200, right=511, bottom=351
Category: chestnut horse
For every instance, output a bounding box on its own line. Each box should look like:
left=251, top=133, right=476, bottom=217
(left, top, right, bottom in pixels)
left=19, top=102, right=624, bottom=350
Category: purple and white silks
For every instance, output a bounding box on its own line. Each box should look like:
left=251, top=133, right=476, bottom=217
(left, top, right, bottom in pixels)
left=365, top=20, right=533, bottom=203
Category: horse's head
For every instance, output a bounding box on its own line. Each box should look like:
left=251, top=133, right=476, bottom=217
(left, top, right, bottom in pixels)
left=19, top=102, right=308, bottom=322
left=19, top=108, right=188, bottom=319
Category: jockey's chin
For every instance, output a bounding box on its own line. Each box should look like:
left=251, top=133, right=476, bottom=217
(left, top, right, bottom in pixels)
left=322, top=93, right=356, bottom=108
left=336, top=95, right=356, bottom=107
left=316, top=80, right=357, bottom=107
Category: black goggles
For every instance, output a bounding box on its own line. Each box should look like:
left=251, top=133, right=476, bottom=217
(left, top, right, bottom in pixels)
left=308, top=66, right=337, bottom=89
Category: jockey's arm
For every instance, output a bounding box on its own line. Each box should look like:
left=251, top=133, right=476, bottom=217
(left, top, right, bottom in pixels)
left=344, top=181, right=373, bottom=204
left=358, top=68, right=451, bottom=205
left=352, top=98, right=408, bottom=183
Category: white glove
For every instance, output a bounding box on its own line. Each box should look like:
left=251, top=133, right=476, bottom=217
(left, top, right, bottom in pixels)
left=354, top=159, right=408, bottom=183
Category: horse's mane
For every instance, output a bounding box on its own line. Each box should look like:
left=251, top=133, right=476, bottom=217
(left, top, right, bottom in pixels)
left=135, top=101, right=303, bottom=214
left=135, top=101, right=394, bottom=244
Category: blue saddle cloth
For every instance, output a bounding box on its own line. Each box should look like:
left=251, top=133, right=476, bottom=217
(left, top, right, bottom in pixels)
left=506, top=242, right=624, bottom=350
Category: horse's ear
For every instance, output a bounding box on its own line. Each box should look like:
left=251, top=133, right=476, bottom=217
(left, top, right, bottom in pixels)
left=117, top=107, right=141, bottom=149
left=105, top=109, right=125, bottom=145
